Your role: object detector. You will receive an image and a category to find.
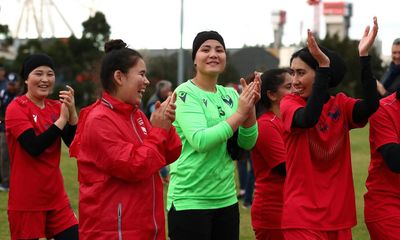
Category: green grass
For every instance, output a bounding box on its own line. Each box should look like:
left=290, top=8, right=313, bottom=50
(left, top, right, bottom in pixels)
left=0, top=127, right=371, bottom=239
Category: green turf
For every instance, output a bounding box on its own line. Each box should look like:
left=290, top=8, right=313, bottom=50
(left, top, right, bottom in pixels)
left=0, top=127, right=371, bottom=239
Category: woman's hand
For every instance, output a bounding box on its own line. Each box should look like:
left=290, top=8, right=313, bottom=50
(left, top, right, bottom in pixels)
left=251, top=72, right=261, bottom=103
left=59, top=85, right=78, bottom=125
left=359, top=16, right=378, bottom=57
left=54, top=103, right=69, bottom=130
left=307, top=29, right=330, bottom=68
left=163, top=92, right=177, bottom=122
left=150, top=93, right=176, bottom=131
left=237, top=76, right=260, bottom=117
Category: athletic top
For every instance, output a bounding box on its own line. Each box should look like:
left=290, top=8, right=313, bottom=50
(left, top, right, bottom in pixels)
left=167, top=80, right=258, bottom=210
left=251, top=111, right=286, bottom=229
left=6, top=95, right=70, bottom=211
left=365, top=92, right=400, bottom=223
left=281, top=92, right=363, bottom=230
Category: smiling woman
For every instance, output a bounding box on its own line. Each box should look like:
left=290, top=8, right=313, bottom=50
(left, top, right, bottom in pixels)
left=70, top=39, right=182, bottom=240
left=280, top=18, right=380, bottom=239
left=167, top=31, right=260, bottom=240
left=5, top=53, right=79, bottom=240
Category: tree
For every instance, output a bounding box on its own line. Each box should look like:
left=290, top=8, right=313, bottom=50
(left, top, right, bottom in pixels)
left=65, top=11, right=112, bottom=107
left=0, top=24, right=13, bottom=50
left=82, top=12, right=111, bottom=50
left=14, top=39, right=44, bottom=68
left=318, top=33, right=384, bottom=98
left=147, top=54, right=178, bottom=85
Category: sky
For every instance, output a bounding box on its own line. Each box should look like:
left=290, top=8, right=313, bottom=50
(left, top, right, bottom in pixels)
left=0, top=0, right=398, bottom=56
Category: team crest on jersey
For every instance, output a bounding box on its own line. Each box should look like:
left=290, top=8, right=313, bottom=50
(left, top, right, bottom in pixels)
left=328, top=106, right=341, bottom=121
left=202, top=98, right=208, bottom=107
left=32, top=114, right=37, bottom=123
left=217, top=106, right=225, bottom=117
left=222, top=95, right=233, bottom=108
left=137, top=118, right=148, bottom=135
left=178, top=91, right=187, bottom=103
left=318, top=121, right=329, bottom=132
left=50, top=113, right=58, bottom=122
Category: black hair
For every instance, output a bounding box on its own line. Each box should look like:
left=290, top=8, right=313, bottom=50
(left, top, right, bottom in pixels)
left=255, top=68, right=291, bottom=117
left=101, top=39, right=143, bottom=93
left=290, top=48, right=318, bottom=71
left=290, top=45, right=346, bottom=88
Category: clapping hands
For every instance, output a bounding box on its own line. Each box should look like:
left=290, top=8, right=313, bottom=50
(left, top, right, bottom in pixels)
left=150, top=92, right=177, bottom=131
left=359, top=16, right=378, bottom=56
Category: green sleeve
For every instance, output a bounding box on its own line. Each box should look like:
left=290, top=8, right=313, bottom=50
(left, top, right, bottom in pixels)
left=175, top=91, right=233, bottom=153
left=237, top=123, right=258, bottom=150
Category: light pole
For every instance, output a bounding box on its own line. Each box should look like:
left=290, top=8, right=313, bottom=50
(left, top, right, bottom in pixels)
left=177, top=0, right=184, bottom=85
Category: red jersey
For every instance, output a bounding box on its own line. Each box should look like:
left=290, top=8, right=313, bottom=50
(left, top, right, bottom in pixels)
left=72, top=92, right=181, bottom=240
left=5, top=95, right=70, bottom=211
left=280, top=93, right=364, bottom=230
left=365, top=93, right=400, bottom=223
left=251, top=111, right=286, bottom=229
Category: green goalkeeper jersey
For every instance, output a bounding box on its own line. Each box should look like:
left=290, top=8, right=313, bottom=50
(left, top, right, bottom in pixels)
left=167, top=80, right=258, bottom=211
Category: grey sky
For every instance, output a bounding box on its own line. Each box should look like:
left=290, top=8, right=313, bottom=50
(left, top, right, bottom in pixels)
left=0, top=0, right=398, bottom=56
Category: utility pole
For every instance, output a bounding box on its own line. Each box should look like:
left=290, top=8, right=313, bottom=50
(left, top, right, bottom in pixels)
left=177, top=0, right=184, bottom=85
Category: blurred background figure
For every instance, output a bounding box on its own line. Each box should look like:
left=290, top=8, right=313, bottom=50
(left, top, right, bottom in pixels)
left=0, top=72, right=19, bottom=191
left=377, top=38, right=400, bottom=96
left=0, top=65, right=8, bottom=92
left=236, top=151, right=254, bottom=209
left=146, top=80, right=173, bottom=118
left=227, top=79, right=255, bottom=209
left=146, top=79, right=173, bottom=183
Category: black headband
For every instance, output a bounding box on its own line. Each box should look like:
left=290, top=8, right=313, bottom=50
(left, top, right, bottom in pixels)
left=21, top=53, right=55, bottom=80
left=192, top=30, right=226, bottom=61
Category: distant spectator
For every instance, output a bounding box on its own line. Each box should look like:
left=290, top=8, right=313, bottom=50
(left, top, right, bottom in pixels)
left=146, top=80, right=173, bottom=118
left=237, top=151, right=254, bottom=209
left=0, top=64, right=8, bottom=191
left=377, top=38, right=400, bottom=96
left=0, top=64, right=7, bottom=91
left=146, top=80, right=173, bottom=183
left=228, top=78, right=255, bottom=209
left=0, top=73, right=19, bottom=191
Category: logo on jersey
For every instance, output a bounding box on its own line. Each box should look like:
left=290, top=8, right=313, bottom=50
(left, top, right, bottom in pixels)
left=202, top=98, right=208, bottom=107
left=328, top=106, right=341, bottom=121
left=137, top=117, right=147, bottom=135
left=217, top=106, right=225, bottom=117
left=178, top=91, right=187, bottom=103
left=32, top=114, right=37, bottom=123
left=222, top=95, right=233, bottom=108
left=317, top=121, right=329, bottom=132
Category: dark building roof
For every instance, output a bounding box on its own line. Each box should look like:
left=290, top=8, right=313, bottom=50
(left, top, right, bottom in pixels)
left=229, top=47, right=279, bottom=77
left=140, top=47, right=279, bottom=80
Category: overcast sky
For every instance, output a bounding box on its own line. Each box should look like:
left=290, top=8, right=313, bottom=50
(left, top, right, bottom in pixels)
left=0, top=0, right=398, bottom=56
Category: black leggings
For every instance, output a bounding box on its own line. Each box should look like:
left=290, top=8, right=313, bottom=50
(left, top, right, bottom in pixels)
left=168, top=203, right=239, bottom=240
left=53, top=224, right=79, bottom=240
left=21, top=224, right=79, bottom=240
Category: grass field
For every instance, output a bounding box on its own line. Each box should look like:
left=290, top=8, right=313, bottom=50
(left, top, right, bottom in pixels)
left=0, top=127, right=371, bottom=239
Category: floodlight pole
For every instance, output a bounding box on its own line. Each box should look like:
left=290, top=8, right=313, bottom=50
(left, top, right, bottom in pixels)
left=177, top=0, right=184, bottom=85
